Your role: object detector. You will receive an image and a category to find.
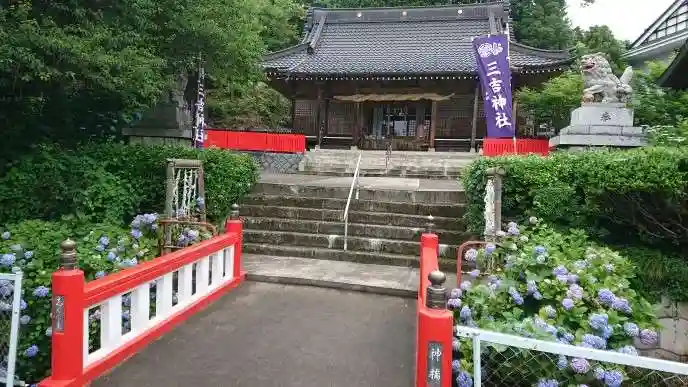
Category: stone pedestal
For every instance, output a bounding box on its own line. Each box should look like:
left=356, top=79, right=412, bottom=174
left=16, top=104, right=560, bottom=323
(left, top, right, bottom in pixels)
left=549, top=103, right=647, bottom=150
left=123, top=101, right=194, bottom=146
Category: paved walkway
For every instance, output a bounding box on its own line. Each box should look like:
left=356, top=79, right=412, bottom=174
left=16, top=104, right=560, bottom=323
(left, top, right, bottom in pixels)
left=259, top=172, right=462, bottom=192
left=93, top=282, right=416, bottom=387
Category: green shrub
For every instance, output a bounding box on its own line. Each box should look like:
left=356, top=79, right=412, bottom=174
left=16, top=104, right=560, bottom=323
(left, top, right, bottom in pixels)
left=449, top=221, right=659, bottom=387
left=0, top=142, right=259, bottom=225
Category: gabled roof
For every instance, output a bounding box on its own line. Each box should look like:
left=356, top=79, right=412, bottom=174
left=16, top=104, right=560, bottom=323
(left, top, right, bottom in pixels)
left=263, top=2, right=571, bottom=78
left=658, top=39, right=688, bottom=89
left=630, top=0, right=688, bottom=49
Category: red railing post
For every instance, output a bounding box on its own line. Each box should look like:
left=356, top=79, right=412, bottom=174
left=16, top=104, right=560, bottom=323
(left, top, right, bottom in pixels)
left=416, top=232, right=453, bottom=387
left=41, top=239, right=85, bottom=387
left=225, top=203, right=243, bottom=279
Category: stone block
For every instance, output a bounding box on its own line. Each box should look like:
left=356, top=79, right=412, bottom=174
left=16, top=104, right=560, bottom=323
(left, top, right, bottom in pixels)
left=622, top=126, right=646, bottom=137
left=559, top=125, right=590, bottom=135
left=549, top=134, right=647, bottom=148
left=587, top=126, right=624, bottom=136
left=570, top=104, right=634, bottom=127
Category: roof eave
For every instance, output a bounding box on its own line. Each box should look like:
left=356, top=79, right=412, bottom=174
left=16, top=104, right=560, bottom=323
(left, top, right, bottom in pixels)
left=658, top=40, right=688, bottom=87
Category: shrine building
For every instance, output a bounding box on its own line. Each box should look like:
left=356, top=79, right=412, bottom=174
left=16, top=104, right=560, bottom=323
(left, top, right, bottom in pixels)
left=262, top=1, right=572, bottom=151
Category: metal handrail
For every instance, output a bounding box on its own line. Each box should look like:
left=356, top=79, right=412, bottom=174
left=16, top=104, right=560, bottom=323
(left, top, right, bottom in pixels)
left=342, top=152, right=362, bottom=251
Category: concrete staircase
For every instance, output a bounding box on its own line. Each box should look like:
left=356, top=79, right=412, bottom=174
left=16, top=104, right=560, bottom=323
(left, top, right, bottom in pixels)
left=241, top=173, right=471, bottom=272
left=298, top=149, right=477, bottom=179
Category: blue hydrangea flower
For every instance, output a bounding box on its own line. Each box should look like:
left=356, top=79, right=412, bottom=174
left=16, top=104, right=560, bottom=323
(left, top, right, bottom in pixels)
left=582, top=334, right=606, bottom=350
left=46, top=327, right=52, bottom=337
left=20, top=315, right=31, bottom=325
left=468, top=269, right=480, bottom=278
left=640, top=329, right=658, bottom=345
left=567, top=274, right=579, bottom=284
left=589, top=313, right=609, bottom=330
left=130, top=228, right=143, bottom=240
left=485, top=243, right=496, bottom=255
left=594, top=366, right=606, bottom=380
left=33, top=286, right=50, bottom=298
left=20, top=299, right=27, bottom=310
left=95, top=271, right=106, bottom=279
left=526, top=280, right=538, bottom=295
left=617, top=345, right=638, bottom=356
left=106, top=251, right=117, bottom=262
left=2, top=231, right=10, bottom=240
left=24, top=345, right=39, bottom=358
left=452, top=359, right=461, bottom=373
left=543, top=305, right=557, bottom=318
left=450, top=288, right=463, bottom=299
left=604, top=370, right=624, bottom=387
left=552, top=265, right=568, bottom=276
left=567, top=284, right=584, bottom=300
left=24, top=251, right=33, bottom=259
left=570, top=358, right=590, bottom=374
left=556, top=355, right=568, bottom=370
left=604, top=264, right=615, bottom=272
left=0, top=253, right=16, bottom=267
left=187, top=229, right=200, bottom=241
left=457, top=371, right=473, bottom=387
left=612, top=297, right=632, bottom=314
left=507, top=225, right=520, bottom=236
left=460, top=305, right=472, bottom=321
left=99, top=236, right=109, bottom=246
left=623, top=322, right=640, bottom=337
left=460, top=281, right=472, bottom=292
left=561, top=332, right=575, bottom=343
left=143, top=213, right=158, bottom=225
left=464, top=248, right=478, bottom=262
left=536, top=379, right=559, bottom=387
left=447, top=298, right=462, bottom=310
left=562, top=298, right=574, bottom=310
left=196, top=197, right=205, bottom=207
left=601, top=325, right=614, bottom=339
left=598, top=289, right=616, bottom=306
left=508, top=287, right=523, bottom=305
left=534, top=245, right=547, bottom=256
left=573, top=260, right=589, bottom=270
left=95, top=244, right=105, bottom=252
left=556, top=274, right=569, bottom=283
left=533, top=291, right=543, bottom=300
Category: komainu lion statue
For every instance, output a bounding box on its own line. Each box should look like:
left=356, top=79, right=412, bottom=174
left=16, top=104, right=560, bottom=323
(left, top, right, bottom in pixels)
left=581, top=53, right=633, bottom=104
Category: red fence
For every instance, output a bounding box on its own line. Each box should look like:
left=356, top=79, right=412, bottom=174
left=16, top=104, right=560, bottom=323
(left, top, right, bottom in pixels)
left=40, top=219, right=246, bottom=387
left=205, top=130, right=306, bottom=153
left=482, top=138, right=550, bottom=157
left=416, top=233, right=453, bottom=387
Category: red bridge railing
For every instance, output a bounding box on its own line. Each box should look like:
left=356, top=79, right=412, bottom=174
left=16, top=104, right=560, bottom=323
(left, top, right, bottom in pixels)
left=482, top=138, right=550, bottom=157
left=205, top=129, right=306, bottom=153
left=416, top=233, right=453, bottom=387
left=39, top=218, right=246, bottom=387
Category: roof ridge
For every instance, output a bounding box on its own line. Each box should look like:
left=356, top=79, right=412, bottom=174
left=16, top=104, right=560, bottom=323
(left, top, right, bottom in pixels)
left=309, top=2, right=506, bottom=12
left=510, top=41, right=570, bottom=58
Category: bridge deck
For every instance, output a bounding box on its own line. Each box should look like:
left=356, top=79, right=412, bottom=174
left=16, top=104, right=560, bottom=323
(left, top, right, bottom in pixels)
left=93, top=282, right=416, bottom=387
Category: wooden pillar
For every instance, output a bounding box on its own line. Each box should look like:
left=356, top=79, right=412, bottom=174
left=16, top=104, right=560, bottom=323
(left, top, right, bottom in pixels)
left=429, top=100, right=437, bottom=151
left=290, top=81, right=296, bottom=128
left=316, top=84, right=324, bottom=149
left=353, top=101, right=361, bottom=149
left=470, top=81, right=480, bottom=153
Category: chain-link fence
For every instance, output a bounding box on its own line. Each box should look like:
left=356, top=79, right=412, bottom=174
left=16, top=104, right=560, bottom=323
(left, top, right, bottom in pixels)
left=454, top=326, right=688, bottom=387
left=0, top=272, right=23, bottom=387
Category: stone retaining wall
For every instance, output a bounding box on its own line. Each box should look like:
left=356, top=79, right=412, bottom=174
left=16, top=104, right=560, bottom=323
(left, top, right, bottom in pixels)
left=638, top=297, right=688, bottom=362
left=242, top=151, right=304, bottom=174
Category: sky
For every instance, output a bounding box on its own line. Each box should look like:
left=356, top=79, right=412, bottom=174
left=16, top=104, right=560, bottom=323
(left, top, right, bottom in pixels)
left=567, top=0, right=676, bottom=42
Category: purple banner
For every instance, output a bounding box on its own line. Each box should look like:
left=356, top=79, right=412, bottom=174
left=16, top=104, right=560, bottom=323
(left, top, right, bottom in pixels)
left=473, top=34, right=515, bottom=138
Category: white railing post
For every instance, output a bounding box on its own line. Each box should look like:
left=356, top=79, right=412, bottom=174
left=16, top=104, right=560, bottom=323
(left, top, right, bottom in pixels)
left=472, top=334, right=482, bottom=387
left=343, top=152, right=362, bottom=251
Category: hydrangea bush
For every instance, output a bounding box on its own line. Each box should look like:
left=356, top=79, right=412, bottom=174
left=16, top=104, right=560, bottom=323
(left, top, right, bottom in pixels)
left=0, top=213, right=213, bottom=383
left=448, top=219, right=660, bottom=387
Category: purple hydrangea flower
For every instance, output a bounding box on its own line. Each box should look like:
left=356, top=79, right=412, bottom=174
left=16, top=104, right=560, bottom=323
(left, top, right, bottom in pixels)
left=640, top=329, right=658, bottom=345
left=0, top=253, right=16, bottom=267
left=450, top=288, right=463, bottom=299
left=562, top=298, right=574, bottom=310
left=567, top=274, right=579, bottom=284
left=537, top=379, right=559, bottom=387
left=526, top=280, right=538, bottom=295
left=570, top=358, right=590, bottom=374
left=130, top=228, right=143, bottom=240
left=594, top=366, right=606, bottom=380
left=508, top=287, right=524, bottom=305
left=556, top=355, right=568, bottom=370
left=460, top=305, right=472, bottom=321
left=98, top=236, right=109, bottom=246
left=612, top=297, right=632, bottom=314
left=601, top=325, right=614, bottom=339
left=33, top=286, right=50, bottom=298
left=20, top=299, right=27, bottom=310
left=589, top=313, right=609, bottom=330
left=452, top=359, right=461, bottom=373
left=469, top=269, right=480, bottom=278
left=464, top=248, right=478, bottom=262
left=598, top=289, right=616, bottom=306
left=604, top=370, right=624, bottom=387
left=24, top=251, right=33, bottom=259
left=582, top=334, right=606, bottom=349
left=460, top=281, right=472, bottom=292
left=553, top=265, right=568, bottom=276
left=95, top=271, right=106, bottom=279
left=567, top=284, right=584, bottom=300
left=20, top=315, right=31, bottom=325
left=457, top=371, right=473, bottom=387
left=143, top=213, right=158, bottom=224
left=534, top=246, right=547, bottom=256
left=24, top=345, right=39, bottom=358
left=508, top=225, right=520, bottom=236
left=556, top=274, right=569, bottom=283
left=617, top=345, right=638, bottom=356
left=187, top=229, right=200, bottom=241
left=623, top=322, right=640, bottom=337
left=560, top=332, right=575, bottom=343
left=533, top=291, right=543, bottom=300
left=447, top=298, right=462, bottom=310
left=485, top=243, right=496, bottom=255
left=106, top=251, right=117, bottom=261
left=543, top=305, right=557, bottom=318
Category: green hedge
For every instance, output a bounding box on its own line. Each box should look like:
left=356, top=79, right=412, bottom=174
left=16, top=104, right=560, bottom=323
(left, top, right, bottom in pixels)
left=0, top=142, right=259, bottom=225
left=461, top=147, right=688, bottom=301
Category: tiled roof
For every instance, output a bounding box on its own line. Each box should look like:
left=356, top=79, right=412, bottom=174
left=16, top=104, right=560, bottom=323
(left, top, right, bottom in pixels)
left=263, top=3, right=571, bottom=76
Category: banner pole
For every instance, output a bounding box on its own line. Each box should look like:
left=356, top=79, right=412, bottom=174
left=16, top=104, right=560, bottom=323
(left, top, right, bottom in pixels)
left=505, top=22, right=517, bottom=155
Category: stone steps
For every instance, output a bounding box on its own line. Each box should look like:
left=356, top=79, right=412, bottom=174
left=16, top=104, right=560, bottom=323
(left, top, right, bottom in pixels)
left=242, top=244, right=458, bottom=272
left=241, top=204, right=465, bottom=230
left=243, top=229, right=458, bottom=258
left=298, top=168, right=462, bottom=180
left=242, top=195, right=466, bottom=218
left=243, top=217, right=469, bottom=242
